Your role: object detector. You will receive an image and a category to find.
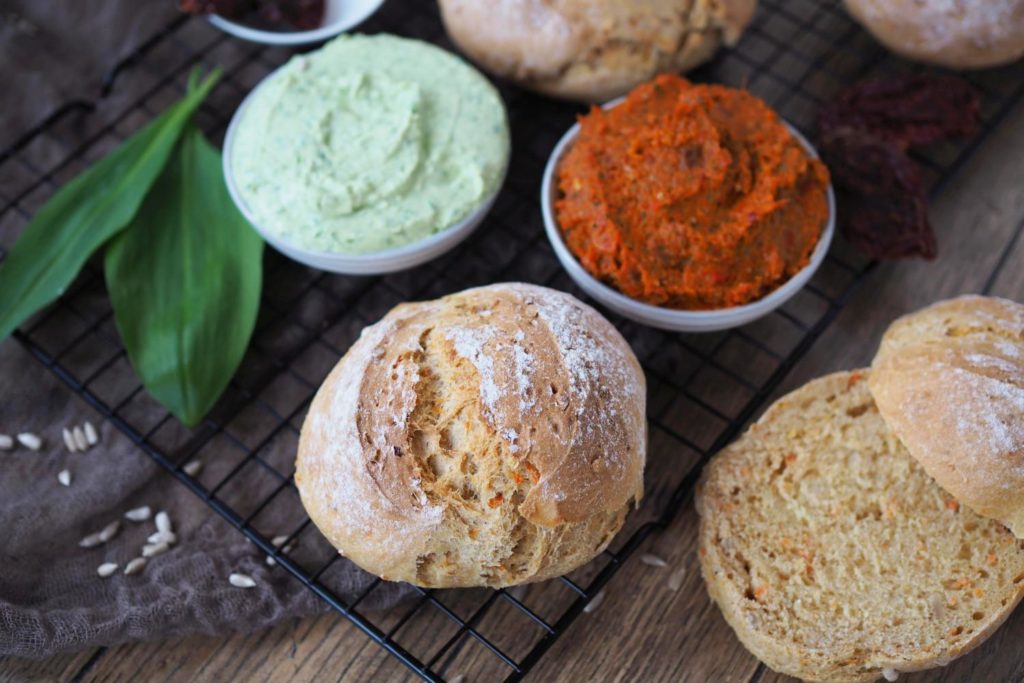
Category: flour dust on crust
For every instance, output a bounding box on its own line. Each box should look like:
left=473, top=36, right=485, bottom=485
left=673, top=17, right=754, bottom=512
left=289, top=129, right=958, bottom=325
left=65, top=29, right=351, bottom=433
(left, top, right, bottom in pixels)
left=295, top=283, right=646, bottom=588
left=697, top=370, right=1024, bottom=683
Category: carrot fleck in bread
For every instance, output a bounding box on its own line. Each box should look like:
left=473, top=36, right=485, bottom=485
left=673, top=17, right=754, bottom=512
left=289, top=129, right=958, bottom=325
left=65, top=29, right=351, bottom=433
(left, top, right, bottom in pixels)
left=697, top=370, right=1024, bottom=683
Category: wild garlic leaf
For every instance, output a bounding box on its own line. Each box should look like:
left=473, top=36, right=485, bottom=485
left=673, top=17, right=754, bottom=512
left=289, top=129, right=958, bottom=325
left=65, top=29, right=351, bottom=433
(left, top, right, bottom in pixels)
left=105, top=125, right=263, bottom=427
left=0, top=69, right=221, bottom=341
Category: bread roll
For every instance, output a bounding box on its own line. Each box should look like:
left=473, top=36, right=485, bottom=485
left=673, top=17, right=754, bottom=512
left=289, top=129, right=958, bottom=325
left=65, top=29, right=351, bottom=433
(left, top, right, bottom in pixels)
left=296, top=283, right=646, bottom=587
left=845, top=0, right=1024, bottom=69
left=438, top=0, right=757, bottom=103
left=869, top=295, right=1024, bottom=537
left=698, top=370, right=1024, bottom=683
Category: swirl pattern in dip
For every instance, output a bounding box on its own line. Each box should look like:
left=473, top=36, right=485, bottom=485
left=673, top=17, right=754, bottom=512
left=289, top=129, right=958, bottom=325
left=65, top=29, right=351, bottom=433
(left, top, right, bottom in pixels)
left=231, top=34, right=510, bottom=254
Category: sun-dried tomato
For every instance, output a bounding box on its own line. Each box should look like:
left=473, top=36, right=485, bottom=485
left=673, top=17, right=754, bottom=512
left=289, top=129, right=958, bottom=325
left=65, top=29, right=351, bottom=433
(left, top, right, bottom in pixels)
left=819, top=128, right=936, bottom=260
left=178, top=0, right=324, bottom=30
left=819, top=75, right=980, bottom=150
left=179, top=0, right=253, bottom=18
left=257, top=0, right=324, bottom=30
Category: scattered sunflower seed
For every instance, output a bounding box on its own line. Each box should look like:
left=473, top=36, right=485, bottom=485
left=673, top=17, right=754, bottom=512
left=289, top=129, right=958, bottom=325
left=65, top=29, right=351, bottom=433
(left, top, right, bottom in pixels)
left=229, top=573, right=256, bottom=588
left=667, top=566, right=687, bottom=592
left=265, top=556, right=277, bottom=567
left=641, top=553, right=668, bottom=568
left=882, top=669, right=899, bottom=682
left=62, top=428, right=78, bottom=453
left=155, top=510, right=172, bottom=535
left=98, top=520, right=121, bottom=543
left=583, top=589, right=606, bottom=614
left=124, top=557, right=146, bottom=575
left=79, top=533, right=104, bottom=548
left=97, top=562, right=118, bottom=578
left=84, top=421, right=99, bottom=446
left=72, top=426, right=88, bottom=452
left=182, top=459, right=202, bottom=477
left=16, top=432, right=41, bottom=451
left=147, top=531, right=176, bottom=545
left=142, top=541, right=170, bottom=558
left=57, top=469, right=72, bottom=487
left=450, top=675, right=466, bottom=683
left=124, top=506, right=152, bottom=522
left=0, top=434, right=13, bottom=450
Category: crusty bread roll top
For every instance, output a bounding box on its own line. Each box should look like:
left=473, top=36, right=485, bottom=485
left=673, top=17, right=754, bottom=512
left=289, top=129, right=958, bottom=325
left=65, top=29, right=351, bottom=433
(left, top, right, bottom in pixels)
left=869, top=295, right=1024, bottom=537
left=296, top=283, right=646, bottom=587
left=844, top=0, right=1024, bottom=70
left=438, top=0, right=757, bottom=103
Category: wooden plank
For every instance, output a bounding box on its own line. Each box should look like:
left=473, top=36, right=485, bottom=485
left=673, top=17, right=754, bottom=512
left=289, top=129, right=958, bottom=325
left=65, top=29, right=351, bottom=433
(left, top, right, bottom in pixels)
left=0, top=649, right=102, bottom=683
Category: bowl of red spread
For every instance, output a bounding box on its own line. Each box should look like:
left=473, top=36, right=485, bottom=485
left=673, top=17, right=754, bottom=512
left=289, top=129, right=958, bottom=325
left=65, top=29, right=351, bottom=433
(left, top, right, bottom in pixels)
left=542, top=75, right=835, bottom=333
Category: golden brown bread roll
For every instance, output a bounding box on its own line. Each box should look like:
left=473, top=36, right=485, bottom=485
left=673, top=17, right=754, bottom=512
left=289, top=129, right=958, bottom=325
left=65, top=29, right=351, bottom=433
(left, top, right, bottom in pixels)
left=295, top=283, right=646, bottom=587
left=437, top=0, right=758, bottom=103
left=869, top=295, right=1024, bottom=538
left=698, top=370, right=1024, bottom=683
left=844, top=0, right=1024, bottom=69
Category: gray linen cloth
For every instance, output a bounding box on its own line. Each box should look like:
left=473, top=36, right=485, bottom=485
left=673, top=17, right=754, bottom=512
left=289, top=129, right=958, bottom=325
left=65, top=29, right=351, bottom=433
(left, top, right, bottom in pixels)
left=0, top=0, right=410, bottom=659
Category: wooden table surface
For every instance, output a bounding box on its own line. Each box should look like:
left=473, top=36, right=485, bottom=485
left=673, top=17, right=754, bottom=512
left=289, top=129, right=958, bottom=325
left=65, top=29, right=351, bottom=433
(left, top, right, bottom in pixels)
left=4, top=15, right=1024, bottom=683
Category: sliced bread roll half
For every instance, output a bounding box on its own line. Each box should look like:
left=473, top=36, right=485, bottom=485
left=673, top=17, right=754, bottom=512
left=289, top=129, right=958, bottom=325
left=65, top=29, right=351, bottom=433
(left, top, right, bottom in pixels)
left=869, top=295, right=1024, bottom=537
left=697, top=370, right=1024, bottom=683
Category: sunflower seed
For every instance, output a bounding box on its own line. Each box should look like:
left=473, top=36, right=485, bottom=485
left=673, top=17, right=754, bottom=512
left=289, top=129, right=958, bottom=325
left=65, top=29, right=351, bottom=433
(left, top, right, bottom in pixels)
left=450, top=675, right=466, bottom=683
left=124, top=557, right=146, bottom=575
left=84, top=421, right=99, bottom=446
left=142, top=541, right=170, bottom=558
left=641, top=553, right=668, bottom=568
left=98, top=520, right=120, bottom=542
left=57, top=469, right=72, bottom=487
left=583, top=589, right=606, bottom=614
left=271, top=535, right=289, bottom=548
left=155, top=511, right=172, bottom=535
left=16, top=433, right=41, bottom=450
left=0, top=434, right=12, bottom=450
left=882, top=669, right=899, bottom=682
left=229, top=573, right=256, bottom=588
left=72, top=426, right=88, bottom=452
left=667, top=566, right=687, bottom=592
left=265, top=556, right=277, bottom=567
left=97, top=562, right=118, bottom=578
left=62, top=428, right=78, bottom=453
left=124, top=506, right=151, bottom=522
left=79, top=533, right=103, bottom=548
left=147, top=531, right=176, bottom=545
left=182, top=459, right=202, bottom=477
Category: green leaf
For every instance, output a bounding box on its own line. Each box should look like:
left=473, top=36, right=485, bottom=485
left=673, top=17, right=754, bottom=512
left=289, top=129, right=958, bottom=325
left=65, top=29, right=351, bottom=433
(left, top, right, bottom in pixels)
left=0, top=69, right=221, bottom=341
left=105, top=125, right=263, bottom=427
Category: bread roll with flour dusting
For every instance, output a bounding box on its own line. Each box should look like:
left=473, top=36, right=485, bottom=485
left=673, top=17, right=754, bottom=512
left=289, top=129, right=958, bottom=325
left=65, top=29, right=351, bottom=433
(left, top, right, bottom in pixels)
left=296, top=283, right=646, bottom=587
left=869, top=295, right=1024, bottom=537
left=845, top=0, right=1024, bottom=69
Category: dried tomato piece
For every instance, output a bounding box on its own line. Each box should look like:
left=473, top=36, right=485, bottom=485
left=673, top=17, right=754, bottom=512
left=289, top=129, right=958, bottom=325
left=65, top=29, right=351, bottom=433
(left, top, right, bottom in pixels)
left=820, top=128, right=936, bottom=260
left=178, top=0, right=324, bottom=30
left=257, top=0, right=325, bottom=30
left=819, top=75, right=980, bottom=150
left=178, top=0, right=254, bottom=19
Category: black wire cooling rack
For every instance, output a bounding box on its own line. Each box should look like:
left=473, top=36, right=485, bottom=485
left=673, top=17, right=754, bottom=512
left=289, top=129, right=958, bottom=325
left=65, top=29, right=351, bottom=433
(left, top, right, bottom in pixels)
left=3, top=0, right=1024, bottom=680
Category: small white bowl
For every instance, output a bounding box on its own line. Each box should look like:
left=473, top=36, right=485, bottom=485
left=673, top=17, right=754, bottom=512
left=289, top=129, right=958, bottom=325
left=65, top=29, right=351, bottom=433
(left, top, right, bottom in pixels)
left=209, top=0, right=385, bottom=46
left=541, top=111, right=835, bottom=333
left=223, top=71, right=506, bottom=276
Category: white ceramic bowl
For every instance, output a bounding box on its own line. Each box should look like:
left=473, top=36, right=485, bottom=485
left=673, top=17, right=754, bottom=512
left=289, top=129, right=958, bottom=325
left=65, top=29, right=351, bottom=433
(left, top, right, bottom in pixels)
left=209, top=0, right=385, bottom=46
left=541, top=111, right=835, bottom=333
left=223, top=70, right=507, bottom=276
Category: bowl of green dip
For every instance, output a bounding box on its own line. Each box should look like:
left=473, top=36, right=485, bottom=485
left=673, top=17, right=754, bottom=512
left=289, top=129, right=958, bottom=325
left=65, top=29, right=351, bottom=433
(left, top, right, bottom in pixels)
left=225, top=33, right=510, bottom=274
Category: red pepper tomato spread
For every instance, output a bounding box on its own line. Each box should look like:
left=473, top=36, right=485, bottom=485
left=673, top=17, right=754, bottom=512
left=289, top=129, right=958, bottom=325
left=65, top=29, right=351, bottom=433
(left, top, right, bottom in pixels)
left=555, top=75, right=831, bottom=310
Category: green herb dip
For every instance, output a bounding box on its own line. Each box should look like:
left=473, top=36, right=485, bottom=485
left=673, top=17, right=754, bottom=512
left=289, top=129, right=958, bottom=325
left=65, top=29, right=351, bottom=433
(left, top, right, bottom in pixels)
left=231, top=34, right=510, bottom=255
